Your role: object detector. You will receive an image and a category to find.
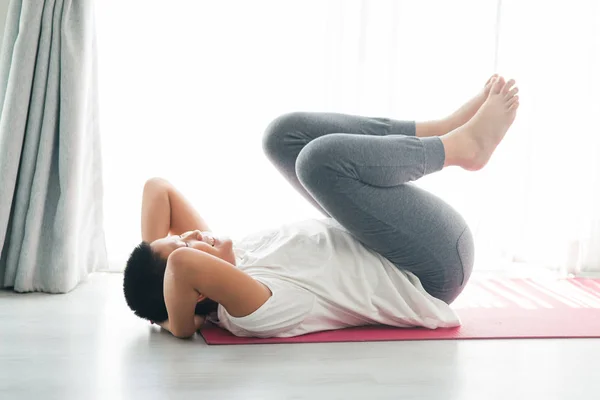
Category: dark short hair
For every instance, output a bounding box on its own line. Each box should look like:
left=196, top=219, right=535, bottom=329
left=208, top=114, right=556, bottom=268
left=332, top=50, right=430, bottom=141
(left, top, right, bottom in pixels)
left=123, top=241, right=219, bottom=323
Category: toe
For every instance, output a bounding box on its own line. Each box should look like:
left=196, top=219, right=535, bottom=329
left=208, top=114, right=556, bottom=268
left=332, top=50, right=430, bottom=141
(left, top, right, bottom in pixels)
left=502, top=79, right=516, bottom=94
left=486, top=73, right=499, bottom=86
left=492, top=77, right=505, bottom=94
left=505, top=87, right=519, bottom=99
left=506, top=95, right=519, bottom=107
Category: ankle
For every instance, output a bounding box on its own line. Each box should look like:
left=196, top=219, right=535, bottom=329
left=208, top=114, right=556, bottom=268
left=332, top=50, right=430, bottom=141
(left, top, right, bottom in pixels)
left=445, top=112, right=469, bottom=132
left=415, top=119, right=453, bottom=138
left=440, top=134, right=459, bottom=167
left=440, top=130, right=476, bottom=168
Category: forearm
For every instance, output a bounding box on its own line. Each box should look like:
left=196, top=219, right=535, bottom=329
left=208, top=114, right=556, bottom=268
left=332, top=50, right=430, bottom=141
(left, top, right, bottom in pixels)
left=141, top=179, right=171, bottom=242
left=163, top=266, right=200, bottom=338
left=141, top=178, right=212, bottom=243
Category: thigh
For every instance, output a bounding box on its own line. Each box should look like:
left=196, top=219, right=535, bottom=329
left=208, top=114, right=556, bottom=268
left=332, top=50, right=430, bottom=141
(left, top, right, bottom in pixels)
left=263, top=112, right=416, bottom=216
left=296, top=139, right=474, bottom=304
left=264, top=112, right=415, bottom=151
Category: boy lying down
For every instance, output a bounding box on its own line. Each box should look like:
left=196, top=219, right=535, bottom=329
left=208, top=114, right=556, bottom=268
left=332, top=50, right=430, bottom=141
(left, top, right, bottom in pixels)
left=123, top=76, right=519, bottom=338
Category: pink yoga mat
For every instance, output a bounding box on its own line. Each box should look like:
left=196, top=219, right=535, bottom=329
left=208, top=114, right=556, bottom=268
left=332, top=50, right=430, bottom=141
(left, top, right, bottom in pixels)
left=200, top=278, right=600, bottom=344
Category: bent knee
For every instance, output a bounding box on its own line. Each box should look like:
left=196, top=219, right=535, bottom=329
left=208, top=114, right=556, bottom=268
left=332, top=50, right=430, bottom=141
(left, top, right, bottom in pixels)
left=456, top=225, right=474, bottom=286
left=295, top=135, right=340, bottom=186
left=262, top=112, right=312, bottom=157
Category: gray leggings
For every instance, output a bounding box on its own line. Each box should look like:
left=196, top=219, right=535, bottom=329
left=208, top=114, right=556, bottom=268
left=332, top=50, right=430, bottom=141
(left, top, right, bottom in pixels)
left=262, top=112, right=474, bottom=304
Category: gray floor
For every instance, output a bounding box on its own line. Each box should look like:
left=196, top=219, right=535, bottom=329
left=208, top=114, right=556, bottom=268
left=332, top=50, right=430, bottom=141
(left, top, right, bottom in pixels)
left=1, top=273, right=599, bottom=400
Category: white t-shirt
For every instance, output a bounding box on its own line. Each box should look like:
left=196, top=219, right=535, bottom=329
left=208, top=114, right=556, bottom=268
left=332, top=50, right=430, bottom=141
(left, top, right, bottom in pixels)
left=216, top=218, right=460, bottom=338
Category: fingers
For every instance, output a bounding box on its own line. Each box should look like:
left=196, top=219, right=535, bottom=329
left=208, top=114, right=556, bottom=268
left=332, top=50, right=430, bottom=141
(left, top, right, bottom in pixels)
left=194, top=315, right=206, bottom=331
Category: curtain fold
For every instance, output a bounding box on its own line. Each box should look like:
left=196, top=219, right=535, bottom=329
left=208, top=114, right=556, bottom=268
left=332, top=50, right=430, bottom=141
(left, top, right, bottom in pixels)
left=0, top=0, right=106, bottom=292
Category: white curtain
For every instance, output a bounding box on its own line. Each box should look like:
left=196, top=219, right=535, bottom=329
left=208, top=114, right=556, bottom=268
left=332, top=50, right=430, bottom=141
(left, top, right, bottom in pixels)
left=96, top=0, right=600, bottom=275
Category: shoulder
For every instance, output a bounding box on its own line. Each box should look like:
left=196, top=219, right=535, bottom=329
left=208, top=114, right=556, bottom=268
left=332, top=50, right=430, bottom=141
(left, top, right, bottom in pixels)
left=167, top=248, right=272, bottom=318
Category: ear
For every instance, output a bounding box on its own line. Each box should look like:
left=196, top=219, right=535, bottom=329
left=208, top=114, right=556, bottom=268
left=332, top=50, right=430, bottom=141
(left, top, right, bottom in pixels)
left=197, top=293, right=207, bottom=303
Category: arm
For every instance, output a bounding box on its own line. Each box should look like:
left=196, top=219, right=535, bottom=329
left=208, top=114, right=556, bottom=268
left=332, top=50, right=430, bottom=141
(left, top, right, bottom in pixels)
left=157, top=315, right=204, bottom=336
left=163, top=247, right=272, bottom=339
left=141, top=177, right=212, bottom=242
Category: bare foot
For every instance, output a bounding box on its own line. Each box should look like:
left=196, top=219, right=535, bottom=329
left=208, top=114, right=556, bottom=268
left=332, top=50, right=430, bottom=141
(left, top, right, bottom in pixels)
left=441, top=76, right=520, bottom=171
left=416, top=74, right=500, bottom=138
left=444, top=74, right=499, bottom=129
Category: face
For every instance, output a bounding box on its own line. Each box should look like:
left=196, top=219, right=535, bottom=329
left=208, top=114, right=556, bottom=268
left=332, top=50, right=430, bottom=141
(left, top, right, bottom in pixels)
left=151, top=230, right=236, bottom=265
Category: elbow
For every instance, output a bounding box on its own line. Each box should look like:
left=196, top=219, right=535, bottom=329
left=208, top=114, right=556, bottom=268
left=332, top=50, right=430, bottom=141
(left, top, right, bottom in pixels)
left=143, top=177, right=171, bottom=192
left=170, top=319, right=199, bottom=339
left=171, top=329, right=195, bottom=340
left=164, top=248, right=201, bottom=340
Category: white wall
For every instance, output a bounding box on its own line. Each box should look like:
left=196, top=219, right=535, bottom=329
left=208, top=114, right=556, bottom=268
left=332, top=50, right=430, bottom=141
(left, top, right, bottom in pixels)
left=0, top=0, right=9, bottom=47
